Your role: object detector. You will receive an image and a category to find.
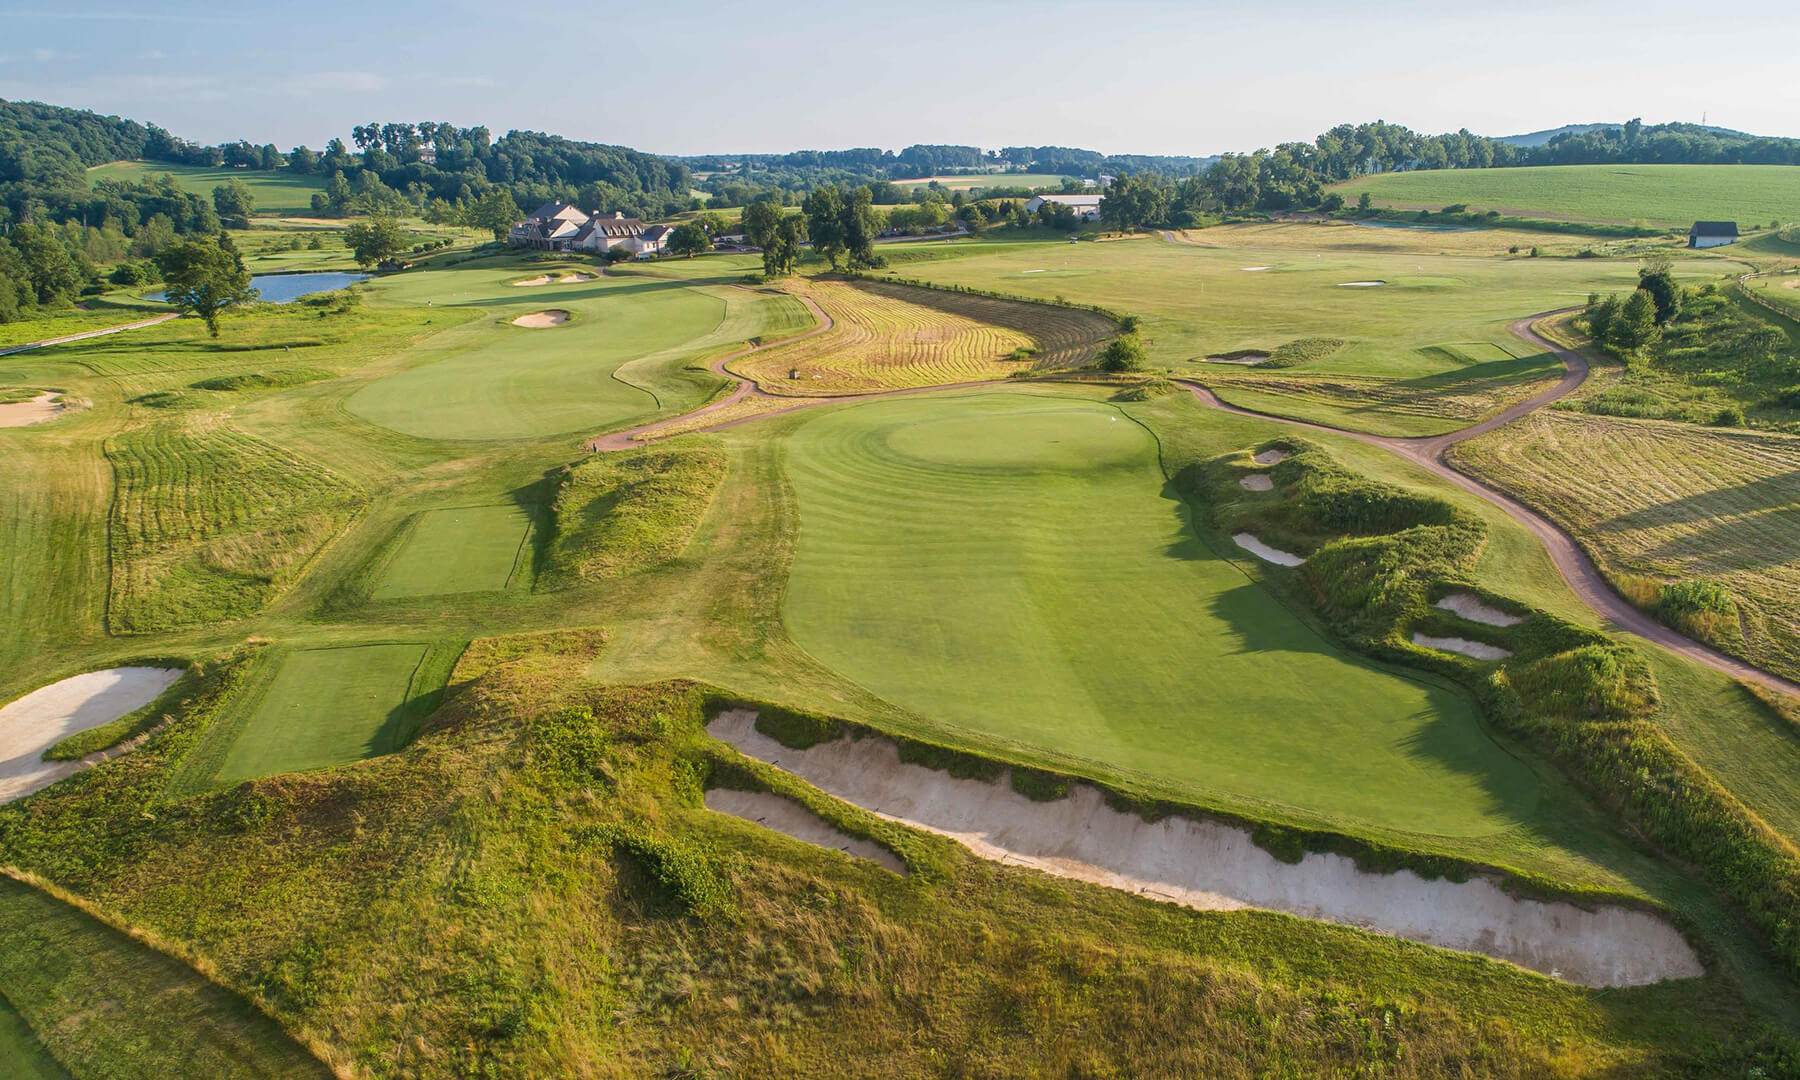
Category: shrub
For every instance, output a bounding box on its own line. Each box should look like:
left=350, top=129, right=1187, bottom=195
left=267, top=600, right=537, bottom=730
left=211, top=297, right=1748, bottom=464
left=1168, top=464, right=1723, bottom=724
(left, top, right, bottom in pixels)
left=1098, top=334, right=1145, bottom=372
left=589, top=823, right=733, bottom=919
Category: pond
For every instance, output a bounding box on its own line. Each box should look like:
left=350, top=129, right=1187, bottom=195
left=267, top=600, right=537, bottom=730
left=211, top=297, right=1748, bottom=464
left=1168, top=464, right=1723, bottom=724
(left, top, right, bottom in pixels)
left=149, top=271, right=369, bottom=305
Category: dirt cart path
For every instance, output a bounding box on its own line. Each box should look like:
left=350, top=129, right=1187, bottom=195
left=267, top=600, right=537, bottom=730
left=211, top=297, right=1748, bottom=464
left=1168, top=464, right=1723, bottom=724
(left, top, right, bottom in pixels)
left=0, top=313, right=179, bottom=357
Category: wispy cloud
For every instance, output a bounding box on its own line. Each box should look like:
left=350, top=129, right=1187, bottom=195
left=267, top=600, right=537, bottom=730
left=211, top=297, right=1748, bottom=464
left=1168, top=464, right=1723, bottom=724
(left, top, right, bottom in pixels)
left=283, top=71, right=389, bottom=95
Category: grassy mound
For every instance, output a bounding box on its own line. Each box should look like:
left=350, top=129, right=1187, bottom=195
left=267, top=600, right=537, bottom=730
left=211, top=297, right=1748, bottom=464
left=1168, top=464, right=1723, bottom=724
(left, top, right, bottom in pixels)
left=543, top=445, right=729, bottom=587
left=0, top=634, right=1789, bottom=1076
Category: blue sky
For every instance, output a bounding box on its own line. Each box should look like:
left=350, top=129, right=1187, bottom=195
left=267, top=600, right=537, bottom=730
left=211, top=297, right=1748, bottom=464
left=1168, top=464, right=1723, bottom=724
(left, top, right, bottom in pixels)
left=1, top=0, right=1795, bottom=156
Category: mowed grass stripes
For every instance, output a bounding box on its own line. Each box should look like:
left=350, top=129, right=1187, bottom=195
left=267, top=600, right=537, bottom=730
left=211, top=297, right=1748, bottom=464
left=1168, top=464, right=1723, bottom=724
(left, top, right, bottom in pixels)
left=780, top=391, right=1540, bottom=838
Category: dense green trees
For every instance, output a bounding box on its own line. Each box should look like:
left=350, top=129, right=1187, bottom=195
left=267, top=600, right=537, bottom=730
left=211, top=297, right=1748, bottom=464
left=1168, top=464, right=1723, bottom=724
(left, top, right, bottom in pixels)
left=743, top=199, right=805, bottom=276
left=802, top=184, right=880, bottom=270
left=343, top=213, right=408, bottom=269
left=666, top=222, right=710, bottom=258
left=211, top=179, right=254, bottom=228
left=153, top=235, right=255, bottom=336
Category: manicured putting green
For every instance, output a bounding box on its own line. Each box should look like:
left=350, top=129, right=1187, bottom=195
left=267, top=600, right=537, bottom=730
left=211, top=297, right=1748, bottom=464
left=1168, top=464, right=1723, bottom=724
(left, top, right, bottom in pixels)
left=348, top=271, right=728, bottom=440
left=215, top=644, right=426, bottom=783
left=780, top=392, right=1540, bottom=837
left=375, top=504, right=530, bottom=599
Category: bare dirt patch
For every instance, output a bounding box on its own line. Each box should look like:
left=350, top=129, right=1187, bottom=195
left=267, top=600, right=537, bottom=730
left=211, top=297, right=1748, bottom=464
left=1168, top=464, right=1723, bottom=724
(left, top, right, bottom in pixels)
left=0, top=392, right=66, bottom=427
left=1232, top=533, right=1304, bottom=566
left=1238, top=473, right=1273, bottom=492
left=1240, top=265, right=1273, bottom=271
left=710, top=710, right=1702, bottom=987
left=705, top=788, right=905, bottom=874
left=512, top=310, right=570, bottom=328
left=1435, top=593, right=1525, bottom=627
left=1252, top=449, right=1290, bottom=465
left=0, top=667, right=183, bottom=803
left=1412, top=633, right=1512, bottom=661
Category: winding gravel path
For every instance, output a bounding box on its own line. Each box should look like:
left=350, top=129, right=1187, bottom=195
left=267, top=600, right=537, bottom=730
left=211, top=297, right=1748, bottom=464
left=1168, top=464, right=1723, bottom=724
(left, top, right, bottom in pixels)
left=0, top=313, right=179, bottom=357
left=1177, top=312, right=1800, bottom=699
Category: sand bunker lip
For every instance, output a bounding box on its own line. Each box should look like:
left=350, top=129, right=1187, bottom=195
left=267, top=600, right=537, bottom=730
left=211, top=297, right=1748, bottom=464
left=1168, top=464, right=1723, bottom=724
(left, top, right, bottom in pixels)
left=1233, top=533, right=1304, bottom=566
left=1337, top=280, right=1387, bottom=287
left=1252, top=449, right=1290, bottom=466
left=1413, top=633, right=1512, bottom=661
left=0, top=392, right=66, bottom=428
left=1239, top=473, right=1273, bottom=492
left=709, top=710, right=1702, bottom=987
left=511, top=309, right=570, bottom=328
left=0, top=667, right=184, bottom=803
left=1240, top=266, right=1272, bottom=272
left=1435, top=593, right=1525, bottom=627
left=1205, top=354, right=1269, bottom=365
left=705, top=788, right=905, bottom=874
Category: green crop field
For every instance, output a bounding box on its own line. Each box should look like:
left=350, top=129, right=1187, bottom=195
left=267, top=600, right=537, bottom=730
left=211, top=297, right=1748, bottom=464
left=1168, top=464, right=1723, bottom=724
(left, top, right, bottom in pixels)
left=86, top=160, right=328, bottom=215
left=893, top=172, right=1074, bottom=191
left=373, top=504, right=532, bottom=599
left=780, top=391, right=1537, bottom=837
left=209, top=643, right=441, bottom=784
left=880, top=230, right=1737, bottom=433
left=1331, top=163, right=1800, bottom=227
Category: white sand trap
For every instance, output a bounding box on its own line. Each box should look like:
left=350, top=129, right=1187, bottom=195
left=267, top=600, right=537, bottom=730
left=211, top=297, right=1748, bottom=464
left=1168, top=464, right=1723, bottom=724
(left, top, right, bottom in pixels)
left=1239, top=473, right=1273, bottom=491
left=512, top=310, right=570, bottom=328
left=1413, top=633, right=1512, bottom=661
left=1241, top=265, right=1273, bottom=272
left=0, top=392, right=65, bottom=427
left=1252, top=449, right=1290, bottom=465
left=511, top=275, right=553, bottom=287
left=558, top=272, right=597, bottom=283
left=1435, top=593, right=1525, bottom=628
left=1337, top=280, right=1387, bottom=287
left=710, top=710, right=1702, bottom=987
left=1233, top=533, right=1304, bottom=566
left=1205, top=354, right=1269, bottom=365
left=1021, top=269, right=1048, bottom=274
left=0, top=667, right=183, bottom=803
left=706, top=788, right=905, bottom=874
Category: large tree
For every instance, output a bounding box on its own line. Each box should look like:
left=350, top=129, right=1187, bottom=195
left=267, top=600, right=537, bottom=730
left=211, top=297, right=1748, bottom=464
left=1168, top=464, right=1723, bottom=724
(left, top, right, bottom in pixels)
left=154, top=236, right=256, bottom=337
left=212, top=178, right=255, bottom=227
left=464, top=189, right=520, bottom=241
left=802, top=185, right=846, bottom=269
left=666, top=222, right=711, bottom=258
left=343, top=213, right=408, bottom=269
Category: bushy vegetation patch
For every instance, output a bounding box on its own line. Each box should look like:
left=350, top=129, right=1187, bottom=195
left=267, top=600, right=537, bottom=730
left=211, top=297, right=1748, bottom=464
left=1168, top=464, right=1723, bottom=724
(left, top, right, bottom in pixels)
left=585, top=822, right=734, bottom=919
left=542, top=445, right=727, bottom=587
left=1261, top=337, right=1347, bottom=369
left=189, top=369, right=330, bottom=393
left=1176, top=435, right=1800, bottom=981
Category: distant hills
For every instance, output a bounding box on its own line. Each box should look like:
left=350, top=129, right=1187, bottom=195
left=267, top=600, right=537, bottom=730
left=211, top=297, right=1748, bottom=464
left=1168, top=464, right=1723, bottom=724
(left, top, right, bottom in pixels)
left=1496, top=122, right=1757, bottom=147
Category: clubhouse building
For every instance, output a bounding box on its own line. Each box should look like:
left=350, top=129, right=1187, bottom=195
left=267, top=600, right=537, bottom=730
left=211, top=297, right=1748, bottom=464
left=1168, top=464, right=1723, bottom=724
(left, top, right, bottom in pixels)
left=1023, top=193, right=1103, bottom=221
left=509, top=202, right=675, bottom=256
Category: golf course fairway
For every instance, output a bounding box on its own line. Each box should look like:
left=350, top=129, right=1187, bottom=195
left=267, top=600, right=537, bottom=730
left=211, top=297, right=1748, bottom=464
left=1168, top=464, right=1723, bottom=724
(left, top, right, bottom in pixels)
left=780, top=392, right=1540, bottom=837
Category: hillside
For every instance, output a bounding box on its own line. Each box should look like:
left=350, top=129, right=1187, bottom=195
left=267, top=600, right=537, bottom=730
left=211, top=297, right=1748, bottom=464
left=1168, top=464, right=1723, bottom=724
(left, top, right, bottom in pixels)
left=1331, top=163, right=1800, bottom=226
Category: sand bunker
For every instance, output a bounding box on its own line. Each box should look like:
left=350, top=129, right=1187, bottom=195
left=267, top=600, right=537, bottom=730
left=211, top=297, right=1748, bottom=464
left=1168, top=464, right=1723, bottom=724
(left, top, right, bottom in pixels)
left=1435, top=593, right=1525, bottom=627
left=1233, top=533, right=1304, bottom=566
left=557, top=272, right=597, bottom=283
left=0, top=392, right=65, bottom=428
left=706, top=788, right=905, bottom=874
left=512, top=310, right=570, bottom=328
left=1205, top=354, right=1269, bottom=365
left=0, top=667, right=183, bottom=803
left=1252, top=449, right=1290, bottom=465
left=1239, top=473, right=1273, bottom=492
left=1337, top=280, right=1387, bottom=287
left=710, top=711, right=1700, bottom=986
left=1240, top=266, right=1272, bottom=272
left=512, top=275, right=553, bottom=287
left=1413, top=633, right=1512, bottom=661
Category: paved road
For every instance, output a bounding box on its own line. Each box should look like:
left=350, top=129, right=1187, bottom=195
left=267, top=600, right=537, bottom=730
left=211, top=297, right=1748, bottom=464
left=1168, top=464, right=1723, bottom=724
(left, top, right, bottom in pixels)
left=0, top=313, right=180, bottom=357
left=1177, top=312, right=1800, bottom=699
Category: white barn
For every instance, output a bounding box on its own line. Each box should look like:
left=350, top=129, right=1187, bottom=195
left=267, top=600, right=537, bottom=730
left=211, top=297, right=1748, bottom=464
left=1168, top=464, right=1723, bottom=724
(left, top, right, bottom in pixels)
left=1023, top=194, right=1103, bottom=221
left=1688, top=221, right=1739, bottom=249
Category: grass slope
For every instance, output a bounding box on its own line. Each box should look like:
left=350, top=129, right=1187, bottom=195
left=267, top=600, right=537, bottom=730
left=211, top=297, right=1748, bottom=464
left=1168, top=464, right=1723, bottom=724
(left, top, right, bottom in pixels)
left=0, top=873, right=332, bottom=1079
left=87, top=160, right=327, bottom=216
left=1331, top=164, right=1800, bottom=227
left=779, top=391, right=1537, bottom=838
left=543, top=445, right=728, bottom=587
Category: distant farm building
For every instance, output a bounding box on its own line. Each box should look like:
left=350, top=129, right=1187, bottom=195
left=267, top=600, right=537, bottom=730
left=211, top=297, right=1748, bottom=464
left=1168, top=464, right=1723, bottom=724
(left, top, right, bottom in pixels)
left=1688, top=221, right=1739, bottom=248
left=509, top=203, right=674, bottom=256
left=1024, top=194, right=1103, bottom=221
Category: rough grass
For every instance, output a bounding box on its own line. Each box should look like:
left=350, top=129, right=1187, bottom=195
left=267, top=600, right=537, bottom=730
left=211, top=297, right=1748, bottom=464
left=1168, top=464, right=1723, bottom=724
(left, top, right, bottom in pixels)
left=1331, top=164, right=1800, bottom=227
left=0, top=650, right=1789, bottom=1078
left=735, top=278, right=1112, bottom=395
left=543, top=445, right=728, bottom=586
left=1452, top=409, right=1800, bottom=684
left=105, top=420, right=362, bottom=633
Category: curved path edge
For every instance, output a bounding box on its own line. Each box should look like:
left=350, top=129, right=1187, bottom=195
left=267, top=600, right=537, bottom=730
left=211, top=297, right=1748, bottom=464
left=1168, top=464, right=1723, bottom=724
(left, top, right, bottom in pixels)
left=0, top=312, right=180, bottom=357
left=1176, top=310, right=1800, bottom=699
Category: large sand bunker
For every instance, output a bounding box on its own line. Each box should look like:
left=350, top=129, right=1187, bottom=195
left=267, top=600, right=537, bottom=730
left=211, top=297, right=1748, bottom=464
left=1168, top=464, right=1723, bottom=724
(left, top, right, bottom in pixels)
left=512, top=309, right=570, bottom=328
left=1413, top=633, right=1512, bottom=661
left=514, top=273, right=599, bottom=286
left=0, top=392, right=66, bottom=427
left=1337, top=280, right=1387, bottom=287
left=705, top=788, right=905, bottom=874
left=710, top=710, right=1702, bottom=986
left=0, top=667, right=183, bottom=803
left=1233, top=533, right=1304, bottom=566
left=1240, top=266, right=1272, bottom=272
left=1239, top=473, right=1274, bottom=492
left=1205, top=354, right=1269, bottom=365
left=1435, top=593, right=1525, bottom=627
